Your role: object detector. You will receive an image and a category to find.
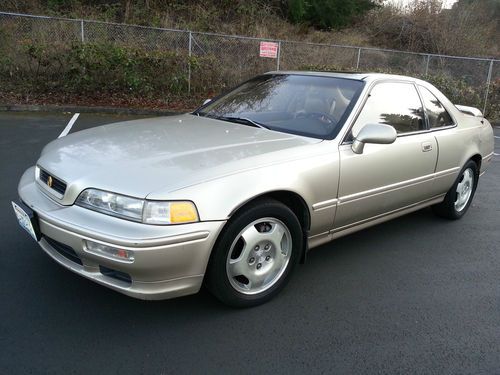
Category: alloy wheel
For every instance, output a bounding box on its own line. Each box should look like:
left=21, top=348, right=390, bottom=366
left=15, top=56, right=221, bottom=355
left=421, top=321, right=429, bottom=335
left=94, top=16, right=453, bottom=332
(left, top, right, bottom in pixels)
left=225, top=217, right=292, bottom=295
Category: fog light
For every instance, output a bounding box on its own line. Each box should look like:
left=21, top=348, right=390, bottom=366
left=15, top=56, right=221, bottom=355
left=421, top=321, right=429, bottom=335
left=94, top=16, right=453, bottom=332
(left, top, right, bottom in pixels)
left=84, top=240, right=134, bottom=262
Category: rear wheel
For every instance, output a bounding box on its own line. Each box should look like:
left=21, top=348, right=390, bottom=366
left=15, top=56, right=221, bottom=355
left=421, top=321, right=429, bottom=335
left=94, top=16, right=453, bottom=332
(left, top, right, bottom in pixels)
left=206, top=199, right=303, bottom=307
left=432, top=160, right=478, bottom=220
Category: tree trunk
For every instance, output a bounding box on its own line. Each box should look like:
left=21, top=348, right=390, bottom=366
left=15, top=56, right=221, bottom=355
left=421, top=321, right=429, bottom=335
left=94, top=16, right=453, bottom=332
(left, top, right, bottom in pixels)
left=123, top=0, right=131, bottom=22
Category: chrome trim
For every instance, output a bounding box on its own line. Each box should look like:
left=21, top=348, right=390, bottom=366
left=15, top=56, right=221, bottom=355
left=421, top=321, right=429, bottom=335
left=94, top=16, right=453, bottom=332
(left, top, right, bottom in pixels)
left=433, top=167, right=461, bottom=178
left=312, top=198, right=338, bottom=211
left=332, top=194, right=445, bottom=235
left=396, top=129, right=430, bottom=138
left=307, top=231, right=332, bottom=249
left=429, top=124, right=457, bottom=132
left=482, top=152, right=494, bottom=161
left=337, top=167, right=460, bottom=204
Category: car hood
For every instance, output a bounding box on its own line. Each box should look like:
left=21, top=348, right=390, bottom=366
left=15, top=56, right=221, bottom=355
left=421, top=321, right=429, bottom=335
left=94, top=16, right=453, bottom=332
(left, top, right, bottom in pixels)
left=37, top=114, right=320, bottom=203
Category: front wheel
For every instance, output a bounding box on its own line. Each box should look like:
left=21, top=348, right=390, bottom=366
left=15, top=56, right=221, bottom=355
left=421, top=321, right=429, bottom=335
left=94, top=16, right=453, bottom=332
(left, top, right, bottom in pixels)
left=432, top=160, right=479, bottom=220
left=206, top=199, right=303, bottom=307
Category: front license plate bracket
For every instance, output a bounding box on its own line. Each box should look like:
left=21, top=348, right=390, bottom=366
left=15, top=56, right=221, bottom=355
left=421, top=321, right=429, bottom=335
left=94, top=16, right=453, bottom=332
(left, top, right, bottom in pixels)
left=12, top=200, right=41, bottom=241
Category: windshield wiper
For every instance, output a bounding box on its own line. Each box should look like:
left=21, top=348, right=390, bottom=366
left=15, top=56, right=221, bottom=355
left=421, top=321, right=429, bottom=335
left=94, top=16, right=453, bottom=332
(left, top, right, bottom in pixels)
left=217, top=116, right=270, bottom=130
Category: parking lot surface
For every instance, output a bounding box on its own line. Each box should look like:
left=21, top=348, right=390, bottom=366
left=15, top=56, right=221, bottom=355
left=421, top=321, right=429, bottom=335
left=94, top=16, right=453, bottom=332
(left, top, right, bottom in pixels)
left=1, top=112, right=499, bottom=374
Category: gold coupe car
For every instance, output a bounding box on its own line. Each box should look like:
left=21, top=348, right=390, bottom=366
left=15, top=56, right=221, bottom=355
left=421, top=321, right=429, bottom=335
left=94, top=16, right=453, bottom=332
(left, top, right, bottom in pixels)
left=13, top=72, right=494, bottom=307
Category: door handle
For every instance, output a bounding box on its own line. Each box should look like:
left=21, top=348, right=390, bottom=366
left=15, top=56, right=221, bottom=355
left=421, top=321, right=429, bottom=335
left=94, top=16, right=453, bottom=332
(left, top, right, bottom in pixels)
left=422, top=142, right=432, bottom=152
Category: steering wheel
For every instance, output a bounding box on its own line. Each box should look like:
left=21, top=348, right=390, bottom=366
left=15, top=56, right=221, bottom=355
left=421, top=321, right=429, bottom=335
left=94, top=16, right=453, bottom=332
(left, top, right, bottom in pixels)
left=294, top=110, right=338, bottom=126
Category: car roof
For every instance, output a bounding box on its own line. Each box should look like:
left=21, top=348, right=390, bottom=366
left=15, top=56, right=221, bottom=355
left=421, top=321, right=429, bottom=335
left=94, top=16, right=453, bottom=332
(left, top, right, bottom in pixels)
left=265, top=70, right=420, bottom=83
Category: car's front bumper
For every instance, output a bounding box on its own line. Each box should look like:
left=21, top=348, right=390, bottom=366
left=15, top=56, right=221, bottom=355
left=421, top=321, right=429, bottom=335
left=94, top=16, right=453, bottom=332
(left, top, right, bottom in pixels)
left=18, top=167, right=226, bottom=300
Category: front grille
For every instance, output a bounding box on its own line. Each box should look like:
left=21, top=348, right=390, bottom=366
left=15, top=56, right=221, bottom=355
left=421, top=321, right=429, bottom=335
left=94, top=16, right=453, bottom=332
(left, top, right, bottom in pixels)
left=39, top=169, right=67, bottom=196
left=44, top=236, right=82, bottom=266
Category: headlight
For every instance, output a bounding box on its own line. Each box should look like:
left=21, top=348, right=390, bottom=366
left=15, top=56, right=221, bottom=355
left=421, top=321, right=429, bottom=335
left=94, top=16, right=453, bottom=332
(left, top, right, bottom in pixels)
left=76, top=189, right=144, bottom=221
left=76, top=189, right=199, bottom=225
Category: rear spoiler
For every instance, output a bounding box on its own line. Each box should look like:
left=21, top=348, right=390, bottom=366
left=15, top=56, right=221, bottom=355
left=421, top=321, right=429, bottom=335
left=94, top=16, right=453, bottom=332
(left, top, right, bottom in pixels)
left=455, top=105, right=483, bottom=117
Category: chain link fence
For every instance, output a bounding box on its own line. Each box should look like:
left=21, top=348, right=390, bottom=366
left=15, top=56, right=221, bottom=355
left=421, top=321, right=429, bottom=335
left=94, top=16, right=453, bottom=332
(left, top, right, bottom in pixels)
left=0, top=11, right=498, bottom=116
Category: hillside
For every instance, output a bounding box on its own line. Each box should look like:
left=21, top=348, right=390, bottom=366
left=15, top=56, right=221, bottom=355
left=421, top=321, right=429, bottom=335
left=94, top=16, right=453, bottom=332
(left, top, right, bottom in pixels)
left=0, top=0, right=498, bottom=119
left=3, top=0, right=499, bottom=57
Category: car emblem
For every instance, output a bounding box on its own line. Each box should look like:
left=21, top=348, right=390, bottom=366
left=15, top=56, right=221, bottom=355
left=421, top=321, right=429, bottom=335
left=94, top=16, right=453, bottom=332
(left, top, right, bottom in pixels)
left=47, top=175, right=53, bottom=188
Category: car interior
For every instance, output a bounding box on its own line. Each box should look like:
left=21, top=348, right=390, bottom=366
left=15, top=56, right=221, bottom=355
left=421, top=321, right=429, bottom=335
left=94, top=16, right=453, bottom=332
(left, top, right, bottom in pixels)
left=238, top=80, right=359, bottom=137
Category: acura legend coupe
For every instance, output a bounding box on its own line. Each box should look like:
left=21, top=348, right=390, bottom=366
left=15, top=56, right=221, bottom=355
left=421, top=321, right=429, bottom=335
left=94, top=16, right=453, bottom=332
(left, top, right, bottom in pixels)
left=13, top=72, right=495, bottom=307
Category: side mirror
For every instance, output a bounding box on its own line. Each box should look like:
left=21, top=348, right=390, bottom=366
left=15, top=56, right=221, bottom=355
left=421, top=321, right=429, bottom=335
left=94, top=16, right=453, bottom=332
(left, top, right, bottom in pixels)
left=351, top=123, right=397, bottom=154
left=203, top=98, right=212, bottom=106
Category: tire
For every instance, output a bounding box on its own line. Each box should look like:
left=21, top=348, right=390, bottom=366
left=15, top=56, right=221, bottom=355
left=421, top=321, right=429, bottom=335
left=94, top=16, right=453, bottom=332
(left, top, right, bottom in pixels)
left=206, top=199, right=303, bottom=307
left=432, top=160, right=479, bottom=220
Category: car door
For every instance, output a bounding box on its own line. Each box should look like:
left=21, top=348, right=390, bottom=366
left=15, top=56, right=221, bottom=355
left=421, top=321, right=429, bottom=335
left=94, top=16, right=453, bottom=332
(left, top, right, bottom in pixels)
left=334, top=81, right=438, bottom=231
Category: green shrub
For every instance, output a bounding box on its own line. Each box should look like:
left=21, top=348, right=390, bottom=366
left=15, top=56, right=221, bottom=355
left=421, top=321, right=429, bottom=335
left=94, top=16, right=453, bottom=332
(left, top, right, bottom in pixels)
left=287, top=0, right=378, bottom=29
left=0, top=41, right=190, bottom=97
left=421, top=74, right=483, bottom=109
left=486, top=79, right=500, bottom=121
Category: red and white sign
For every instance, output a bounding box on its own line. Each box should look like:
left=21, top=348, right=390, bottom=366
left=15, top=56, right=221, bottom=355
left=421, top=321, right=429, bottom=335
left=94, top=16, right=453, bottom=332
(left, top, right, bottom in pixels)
left=259, top=41, right=279, bottom=59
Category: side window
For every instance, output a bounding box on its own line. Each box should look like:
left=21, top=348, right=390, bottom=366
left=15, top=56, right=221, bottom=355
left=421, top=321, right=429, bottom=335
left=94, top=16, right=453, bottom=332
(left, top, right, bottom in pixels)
left=352, top=82, right=425, bottom=136
left=418, top=86, right=454, bottom=128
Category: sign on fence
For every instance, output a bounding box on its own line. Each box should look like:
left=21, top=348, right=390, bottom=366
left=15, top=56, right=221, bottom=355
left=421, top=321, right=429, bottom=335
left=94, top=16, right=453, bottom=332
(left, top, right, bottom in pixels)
left=259, top=41, right=279, bottom=59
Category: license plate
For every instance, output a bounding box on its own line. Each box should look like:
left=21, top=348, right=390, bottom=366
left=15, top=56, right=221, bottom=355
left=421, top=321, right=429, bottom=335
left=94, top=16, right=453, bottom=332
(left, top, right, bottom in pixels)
left=12, top=201, right=40, bottom=241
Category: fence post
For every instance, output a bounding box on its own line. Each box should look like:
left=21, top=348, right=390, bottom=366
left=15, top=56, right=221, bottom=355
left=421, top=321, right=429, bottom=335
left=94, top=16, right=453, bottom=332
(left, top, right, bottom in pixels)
left=80, top=19, right=84, bottom=42
left=483, top=59, right=494, bottom=115
left=425, top=54, right=430, bottom=75
left=277, top=41, right=281, bottom=71
left=356, top=48, right=361, bottom=70
left=188, top=31, right=192, bottom=94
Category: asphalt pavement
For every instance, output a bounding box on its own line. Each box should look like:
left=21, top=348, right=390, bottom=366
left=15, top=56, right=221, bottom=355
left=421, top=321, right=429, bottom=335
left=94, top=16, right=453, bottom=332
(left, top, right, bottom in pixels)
left=0, top=112, right=499, bottom=374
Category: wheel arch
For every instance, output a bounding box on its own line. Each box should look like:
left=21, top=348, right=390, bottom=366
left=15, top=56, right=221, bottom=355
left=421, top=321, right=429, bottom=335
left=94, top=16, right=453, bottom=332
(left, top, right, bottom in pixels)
left=228, top=190, right=311, bottom=231
left=470, top=153, right=482, bottom=171
left=226, top=190, right=311, bottom=263
left=447, top=153, right=482, bottom=193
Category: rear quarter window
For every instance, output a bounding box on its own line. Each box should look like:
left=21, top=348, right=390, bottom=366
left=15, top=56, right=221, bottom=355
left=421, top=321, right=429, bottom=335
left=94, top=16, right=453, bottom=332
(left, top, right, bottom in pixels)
left=419, top=86, right=454, bottom=128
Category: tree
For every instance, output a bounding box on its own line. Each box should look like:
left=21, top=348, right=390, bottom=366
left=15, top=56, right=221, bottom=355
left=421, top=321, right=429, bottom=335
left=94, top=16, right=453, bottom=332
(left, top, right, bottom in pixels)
left=287, top=0, right=380, bottom=29
left=364, top=0, right=498, bottom=57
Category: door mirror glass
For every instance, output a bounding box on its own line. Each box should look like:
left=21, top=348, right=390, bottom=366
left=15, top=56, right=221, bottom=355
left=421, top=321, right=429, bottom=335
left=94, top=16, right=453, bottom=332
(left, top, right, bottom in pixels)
left=352, top=123, right=397, bottom=154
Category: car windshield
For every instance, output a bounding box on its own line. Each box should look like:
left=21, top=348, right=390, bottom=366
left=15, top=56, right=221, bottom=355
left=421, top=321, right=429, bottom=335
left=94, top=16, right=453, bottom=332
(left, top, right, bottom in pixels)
left=195, top=74, right=364, bottom=139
